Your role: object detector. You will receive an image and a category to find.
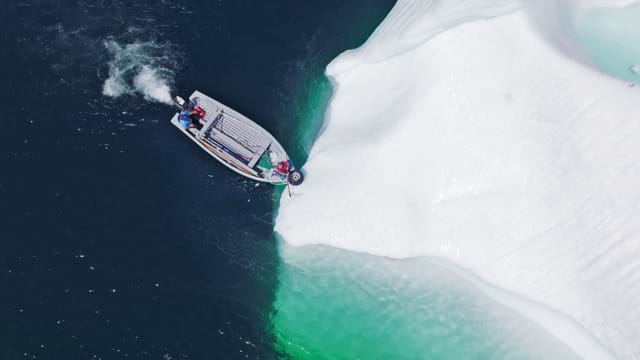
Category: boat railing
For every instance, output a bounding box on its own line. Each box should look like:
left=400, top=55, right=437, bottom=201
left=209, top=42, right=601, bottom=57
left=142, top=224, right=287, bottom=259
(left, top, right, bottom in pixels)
left=214, top=113, right=267, bottom=153
left=193, top=94, right=271, bottom=153
left=190, top=92, right=279, bottom=171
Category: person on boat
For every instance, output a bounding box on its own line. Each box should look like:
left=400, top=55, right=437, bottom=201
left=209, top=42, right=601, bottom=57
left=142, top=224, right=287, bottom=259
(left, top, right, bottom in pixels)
left=189, top=105, right=206, bottom=123
left=274, top=160, right=291, bottom=179
left=178, top=110, right=194, bottom=129
left=266, top=151, right=290, bottom=179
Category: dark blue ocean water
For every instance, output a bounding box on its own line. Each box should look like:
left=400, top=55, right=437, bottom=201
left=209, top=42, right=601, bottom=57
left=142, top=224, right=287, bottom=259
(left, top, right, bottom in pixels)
left=0, top=1, right=395, bottom=358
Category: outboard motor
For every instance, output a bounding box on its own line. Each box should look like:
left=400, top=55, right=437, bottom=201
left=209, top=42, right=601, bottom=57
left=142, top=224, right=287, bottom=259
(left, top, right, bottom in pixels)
left=174, top=96, right=196, bottom=111
left=174, top=96, right=186, bottom=109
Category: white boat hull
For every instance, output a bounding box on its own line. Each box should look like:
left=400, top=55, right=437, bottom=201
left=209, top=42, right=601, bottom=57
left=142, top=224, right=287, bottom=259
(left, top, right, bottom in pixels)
left=170, top=91, right=294, bottom=185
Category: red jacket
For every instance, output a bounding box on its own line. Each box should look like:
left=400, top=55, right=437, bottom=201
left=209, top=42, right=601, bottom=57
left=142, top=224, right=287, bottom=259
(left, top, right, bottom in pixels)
left=191, top=106, right=206, bottom=119
left=275, top=161, right=289, bottom=175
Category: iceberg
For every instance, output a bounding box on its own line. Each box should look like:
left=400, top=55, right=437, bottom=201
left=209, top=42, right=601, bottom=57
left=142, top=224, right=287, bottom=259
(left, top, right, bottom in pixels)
left=276, top=0, right=640, bottom=358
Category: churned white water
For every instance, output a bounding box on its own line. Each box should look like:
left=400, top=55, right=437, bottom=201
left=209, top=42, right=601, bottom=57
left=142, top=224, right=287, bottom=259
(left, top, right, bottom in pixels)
left=276, top=0, right=640, bottom=358
left=102, top=40, right=175, bottom=104
left=132, top=65, right=173, bottom=104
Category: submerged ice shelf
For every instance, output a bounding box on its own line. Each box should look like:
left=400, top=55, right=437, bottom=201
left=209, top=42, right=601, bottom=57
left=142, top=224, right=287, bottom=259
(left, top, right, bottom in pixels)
left=276, top=0, right=640, bottom=358
left=271, top=243, right=580, bottom=359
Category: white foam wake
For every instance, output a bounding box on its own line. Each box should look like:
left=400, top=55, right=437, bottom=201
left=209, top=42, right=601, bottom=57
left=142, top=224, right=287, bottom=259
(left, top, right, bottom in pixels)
left=102, top=40, right=175, bottom=105
left=132, top=65, right=173, bottom=104
left=276, top=0, right=640, bottom=358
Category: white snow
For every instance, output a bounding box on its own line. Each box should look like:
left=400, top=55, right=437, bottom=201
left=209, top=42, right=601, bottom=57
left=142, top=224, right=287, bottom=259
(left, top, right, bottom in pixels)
left=275, top=0, right=640, bottom=358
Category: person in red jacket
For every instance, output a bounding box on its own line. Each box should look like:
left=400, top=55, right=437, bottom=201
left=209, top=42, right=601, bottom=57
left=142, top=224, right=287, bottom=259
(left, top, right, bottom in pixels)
left=188, top=105, right=206, bottom=126
left=275, top=160, right=290, bottom=176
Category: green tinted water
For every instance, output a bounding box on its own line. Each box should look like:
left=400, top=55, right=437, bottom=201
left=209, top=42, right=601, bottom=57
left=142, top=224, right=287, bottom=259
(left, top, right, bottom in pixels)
left=271, top=245, right=578, bottom=359
left=576, top=3, right=640, bottom=83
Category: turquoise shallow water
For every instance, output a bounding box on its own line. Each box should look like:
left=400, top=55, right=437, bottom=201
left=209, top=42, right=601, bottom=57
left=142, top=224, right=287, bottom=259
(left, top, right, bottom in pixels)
left=575, top=3, right=640, bottom=83
left=271, top=245, right=579, bottom=359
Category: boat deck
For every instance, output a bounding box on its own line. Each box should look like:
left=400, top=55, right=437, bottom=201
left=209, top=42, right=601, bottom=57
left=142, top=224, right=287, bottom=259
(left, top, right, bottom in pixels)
left=171, top=91, right=290, bottom=184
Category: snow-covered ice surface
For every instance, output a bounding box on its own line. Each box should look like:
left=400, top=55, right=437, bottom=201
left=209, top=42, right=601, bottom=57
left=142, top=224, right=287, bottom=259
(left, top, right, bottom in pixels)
left=276, top=0, right=640, bottom=358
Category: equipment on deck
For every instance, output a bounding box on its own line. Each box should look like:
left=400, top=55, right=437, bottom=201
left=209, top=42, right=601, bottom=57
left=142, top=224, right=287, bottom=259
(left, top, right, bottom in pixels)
left=170, top=91, right=304, bottom=186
